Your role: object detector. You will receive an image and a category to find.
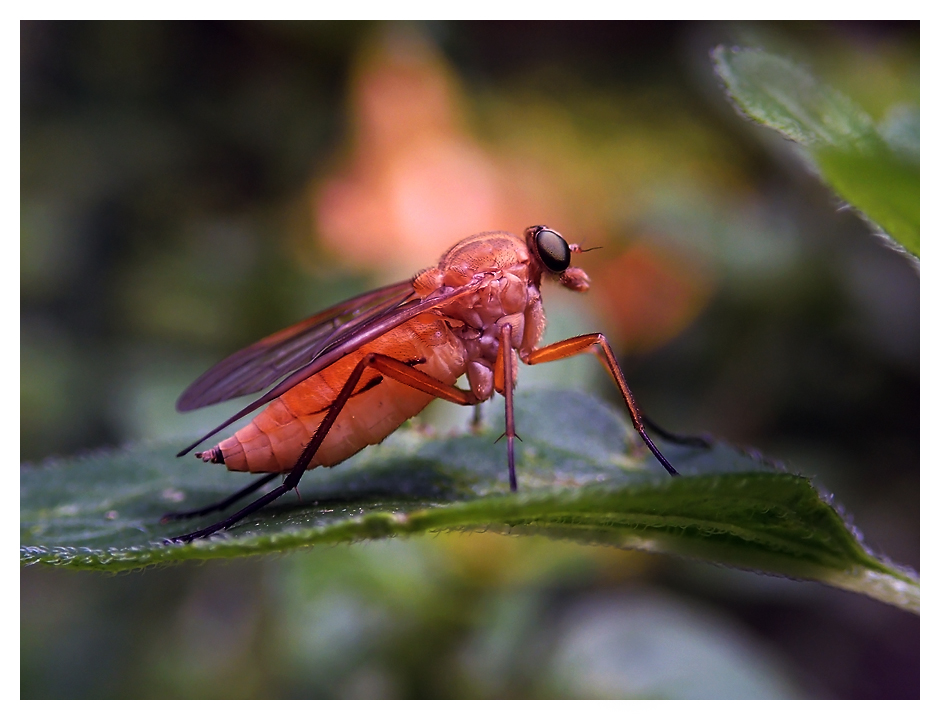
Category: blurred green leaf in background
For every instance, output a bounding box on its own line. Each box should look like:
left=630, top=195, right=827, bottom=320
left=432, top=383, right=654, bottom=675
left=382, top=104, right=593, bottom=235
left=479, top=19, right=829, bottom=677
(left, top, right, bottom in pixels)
left=21, top=21, right=918, bottom=699
left=712, top=45, right=919, bottom=258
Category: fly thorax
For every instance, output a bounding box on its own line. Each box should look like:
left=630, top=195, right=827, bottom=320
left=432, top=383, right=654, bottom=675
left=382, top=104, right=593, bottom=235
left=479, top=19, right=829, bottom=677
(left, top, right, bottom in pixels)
left=438, top=272, right=516, bottom=324
left=447, top=272, right=533, bottom=400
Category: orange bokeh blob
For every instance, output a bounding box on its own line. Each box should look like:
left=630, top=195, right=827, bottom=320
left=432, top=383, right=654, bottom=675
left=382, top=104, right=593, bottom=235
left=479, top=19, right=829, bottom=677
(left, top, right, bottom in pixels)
left=590, top=242, right=714, bottom=353
left=313, top=31, right=546, bottom=277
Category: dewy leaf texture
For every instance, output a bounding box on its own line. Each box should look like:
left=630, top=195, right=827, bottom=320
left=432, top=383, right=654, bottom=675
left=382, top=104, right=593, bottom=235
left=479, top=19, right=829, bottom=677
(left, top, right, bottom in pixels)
left=20, top=389, right=918, bottom=612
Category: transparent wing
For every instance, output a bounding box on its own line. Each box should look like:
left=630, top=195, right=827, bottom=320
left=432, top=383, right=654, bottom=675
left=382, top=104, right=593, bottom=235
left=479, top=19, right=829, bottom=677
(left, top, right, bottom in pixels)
left=176, top=279, right=417, bottom=412
left=176, top=279, right=483, bottom=456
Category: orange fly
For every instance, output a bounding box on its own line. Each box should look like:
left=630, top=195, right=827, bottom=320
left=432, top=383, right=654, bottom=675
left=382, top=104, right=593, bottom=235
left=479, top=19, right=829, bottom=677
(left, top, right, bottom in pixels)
left=165, top=226, right=703, bottom=542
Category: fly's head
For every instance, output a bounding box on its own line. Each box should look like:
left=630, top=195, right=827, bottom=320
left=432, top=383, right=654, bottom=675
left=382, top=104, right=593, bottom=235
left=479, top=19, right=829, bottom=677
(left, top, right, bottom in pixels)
left=524, top=226, right=591, bottom=293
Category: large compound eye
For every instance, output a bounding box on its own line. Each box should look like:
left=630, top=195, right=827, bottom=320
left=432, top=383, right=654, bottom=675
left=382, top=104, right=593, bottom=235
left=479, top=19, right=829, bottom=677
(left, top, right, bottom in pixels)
left=534, top=228, right=570, bottom=273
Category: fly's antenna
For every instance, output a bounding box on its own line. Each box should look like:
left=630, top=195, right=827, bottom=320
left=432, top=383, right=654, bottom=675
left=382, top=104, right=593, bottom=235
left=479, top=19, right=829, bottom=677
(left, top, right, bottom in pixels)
left=569, top=243, right=602, bottom=254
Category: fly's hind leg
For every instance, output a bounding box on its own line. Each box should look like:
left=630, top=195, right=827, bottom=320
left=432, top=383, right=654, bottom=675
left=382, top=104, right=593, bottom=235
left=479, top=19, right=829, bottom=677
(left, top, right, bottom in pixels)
left=166, top=353, right=482, bottom=543
left=523, top=333, right=684, bottom=476
left=161, top=472, right=281, bottom=523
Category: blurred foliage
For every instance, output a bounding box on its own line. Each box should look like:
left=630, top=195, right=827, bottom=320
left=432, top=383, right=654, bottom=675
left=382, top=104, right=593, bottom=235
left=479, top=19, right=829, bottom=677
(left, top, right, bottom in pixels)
left=21, top=21, right=918, bottom=698
left=712, top=46, right=919, bottom=256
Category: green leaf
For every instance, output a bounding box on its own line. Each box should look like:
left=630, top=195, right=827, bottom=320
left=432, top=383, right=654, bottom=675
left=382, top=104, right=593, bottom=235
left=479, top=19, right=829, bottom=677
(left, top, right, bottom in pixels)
left=20, top=390, right=918, bottom=613
left=712, top=46, right=919, bottom=258
left=815, top=144, right=919, bottom=256
left=880, top=105, right=920, bottom=160
left=711, top=46, right=879, bottom=148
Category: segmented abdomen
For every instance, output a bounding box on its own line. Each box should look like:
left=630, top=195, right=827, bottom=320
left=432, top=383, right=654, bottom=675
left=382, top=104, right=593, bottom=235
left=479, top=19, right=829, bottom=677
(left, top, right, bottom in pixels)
left=209, top=314, right=466, bottom=473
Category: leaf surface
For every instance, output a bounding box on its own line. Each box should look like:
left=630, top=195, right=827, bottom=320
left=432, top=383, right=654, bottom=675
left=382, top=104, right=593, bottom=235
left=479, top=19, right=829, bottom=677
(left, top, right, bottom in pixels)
left=20, top=390, right=918, bottom=612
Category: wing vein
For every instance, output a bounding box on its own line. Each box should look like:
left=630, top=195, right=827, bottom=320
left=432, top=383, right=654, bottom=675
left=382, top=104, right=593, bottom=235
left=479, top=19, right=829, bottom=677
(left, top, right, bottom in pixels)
left=176, top=279, right=480, bottom=457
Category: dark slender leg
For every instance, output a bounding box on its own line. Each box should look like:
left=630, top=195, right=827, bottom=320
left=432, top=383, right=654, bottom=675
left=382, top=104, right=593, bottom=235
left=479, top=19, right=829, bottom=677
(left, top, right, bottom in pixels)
left=161, top=472, right=280, bottom=522
left=166, top=357, right=371, bottom=543
left=167, top=353, right=481, bottom=543
left=166, top=480, right=296, bottom=543
left=641, top=415, right=712, bottom=448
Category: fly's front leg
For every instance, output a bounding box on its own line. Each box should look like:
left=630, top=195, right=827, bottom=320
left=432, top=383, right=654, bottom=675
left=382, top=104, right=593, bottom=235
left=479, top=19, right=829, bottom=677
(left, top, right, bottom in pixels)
left=523, top=333, right=681, bottom=476
left=640, top=415, right=712, bottom=449
left=166, top=353, right=482, bottom=543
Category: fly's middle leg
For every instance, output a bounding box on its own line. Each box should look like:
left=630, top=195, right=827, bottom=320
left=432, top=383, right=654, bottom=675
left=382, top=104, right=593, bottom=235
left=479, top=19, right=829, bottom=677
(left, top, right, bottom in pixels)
left=494, top=323, right=519, bottom=492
